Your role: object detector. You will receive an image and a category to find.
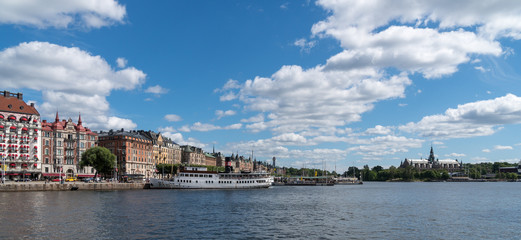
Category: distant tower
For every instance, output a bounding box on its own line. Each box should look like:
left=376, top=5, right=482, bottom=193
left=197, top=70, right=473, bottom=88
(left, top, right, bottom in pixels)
left=272, top=157, right=276, bottom=168
left=428, top=146, right=435, bottom=163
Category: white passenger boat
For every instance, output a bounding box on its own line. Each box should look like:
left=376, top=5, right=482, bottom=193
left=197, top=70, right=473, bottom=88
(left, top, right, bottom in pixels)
left=149, top=166, right=273, bottom=189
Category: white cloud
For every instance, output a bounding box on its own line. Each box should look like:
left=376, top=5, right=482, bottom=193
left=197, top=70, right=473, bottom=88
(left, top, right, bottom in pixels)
left=365, top=125, right=391, bottom=135
left=184, top=122, right=242, bottom=132
left=294, top=38, right=316, bottom=53
left=145, top=85, right=169, bottom=95
left=160, top=131, right=205, bottom=148
left=400, top=94, right=521, bottom=139
left=347, top=135, right=424, bottom=160
left=116, top=57, right=127, bottom=68
left=215, top=110, right=236, bottom=119
left=446, top=153, right=466, bottom=158
left=0, top=41, right=146, bottom=130
left=474, top=66, right=490, bottom=73
left=494, top=145, right=513, bottom=150
left=231, top=65, right=411, bottom=134
left=482, top=149, right=491, bottom=153
left=0, top=0, right=126, bottom=29
left=164, top=114, right=182, bottom=122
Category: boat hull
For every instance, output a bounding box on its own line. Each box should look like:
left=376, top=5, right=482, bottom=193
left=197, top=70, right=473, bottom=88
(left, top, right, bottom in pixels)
left=149, top=171, right=273, bottom=189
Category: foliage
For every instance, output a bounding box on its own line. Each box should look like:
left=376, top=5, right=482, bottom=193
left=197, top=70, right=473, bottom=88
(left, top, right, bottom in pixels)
left=80, top=146, right=116, bottom=177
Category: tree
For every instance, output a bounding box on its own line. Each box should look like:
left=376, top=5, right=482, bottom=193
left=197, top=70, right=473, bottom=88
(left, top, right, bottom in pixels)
left=80, top=146, right=116, bottom=178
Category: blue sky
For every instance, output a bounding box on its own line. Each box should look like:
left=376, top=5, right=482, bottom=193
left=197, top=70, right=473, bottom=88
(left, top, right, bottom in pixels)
left=2, top=0, right=521, bottom=172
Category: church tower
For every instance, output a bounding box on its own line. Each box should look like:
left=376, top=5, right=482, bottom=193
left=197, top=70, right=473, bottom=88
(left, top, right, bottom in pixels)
left=428, top=146, right=435, bottom=163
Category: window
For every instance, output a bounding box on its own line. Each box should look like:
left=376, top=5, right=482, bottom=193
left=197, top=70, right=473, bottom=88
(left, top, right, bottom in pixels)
left=45, top=149, right=49, bottom=155
left=45, top=157, right=49, bottom=164
left=57, top=149, right=62, bottom=156
left=45, top=167, right=49, bottom=173
left=57, top=141, right=62, bottom=147
left=45, top=132, right=50, bottom=137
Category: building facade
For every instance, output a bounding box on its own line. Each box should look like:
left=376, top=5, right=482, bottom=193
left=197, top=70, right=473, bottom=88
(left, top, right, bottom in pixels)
left=0, top=91, right=42, bottom=180
left=181, top=145, right=206, bottom=165
left=40, top=113, right=97, bottom=179
left=140, top=131, right=182, bottom=166
left=98, top=129, right=155, bottom=180
left=400, top=147, right=461, bottom=172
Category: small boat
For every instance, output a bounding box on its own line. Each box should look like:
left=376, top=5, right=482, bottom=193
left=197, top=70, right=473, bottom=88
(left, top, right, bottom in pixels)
left=70, top=186, right=79, bottom=191
left=334, top=177, right=363, bottom=185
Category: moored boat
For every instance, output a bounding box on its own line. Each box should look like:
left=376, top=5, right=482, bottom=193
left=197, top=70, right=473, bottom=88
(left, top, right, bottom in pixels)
left=149, top=158, right=273, bottom=189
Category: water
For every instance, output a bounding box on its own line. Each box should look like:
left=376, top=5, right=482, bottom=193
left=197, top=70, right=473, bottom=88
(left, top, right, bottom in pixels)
left=1, top=182, right=520, bottom=239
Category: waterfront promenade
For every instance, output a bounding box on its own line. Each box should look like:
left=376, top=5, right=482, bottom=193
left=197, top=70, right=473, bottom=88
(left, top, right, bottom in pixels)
left=0, top=181, right=146, bottom=191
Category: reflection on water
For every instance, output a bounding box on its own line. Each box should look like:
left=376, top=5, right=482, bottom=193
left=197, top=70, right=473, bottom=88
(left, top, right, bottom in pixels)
left=1, top=182, right=521, bottom=239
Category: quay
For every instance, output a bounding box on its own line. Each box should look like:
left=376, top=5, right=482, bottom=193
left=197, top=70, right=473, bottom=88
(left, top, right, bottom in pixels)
left=0, top=181, right=146, bottom=192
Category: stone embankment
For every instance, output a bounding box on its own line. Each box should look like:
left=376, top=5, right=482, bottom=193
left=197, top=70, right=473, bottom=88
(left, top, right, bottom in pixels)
left=0, top=182, right=146, bottom=192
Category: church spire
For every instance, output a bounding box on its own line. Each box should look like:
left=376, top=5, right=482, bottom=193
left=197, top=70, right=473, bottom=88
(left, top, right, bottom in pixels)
left=55, top=111, right=59, bottom=123
left=428, top=146, right=435, bottom=163
left=78, top=113, right=82, bottom=126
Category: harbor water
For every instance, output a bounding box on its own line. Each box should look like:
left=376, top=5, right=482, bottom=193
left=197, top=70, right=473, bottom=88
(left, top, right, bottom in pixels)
left=1, top=182, right=520, bottom=239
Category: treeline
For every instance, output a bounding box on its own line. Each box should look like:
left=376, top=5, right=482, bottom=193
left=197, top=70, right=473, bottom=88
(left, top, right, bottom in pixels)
left=282, top=162, right=519, bottom=182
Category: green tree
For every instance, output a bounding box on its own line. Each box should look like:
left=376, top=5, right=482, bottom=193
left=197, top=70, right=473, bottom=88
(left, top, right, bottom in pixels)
left=80, top=146, right=116, bottom=178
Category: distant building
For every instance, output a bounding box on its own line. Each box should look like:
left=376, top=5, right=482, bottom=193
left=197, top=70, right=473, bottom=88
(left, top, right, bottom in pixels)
left=98, top=129, right=154, bottom=180
left=181, top=145, right=205, bottom=165
left=400, top=147, right=461, bottom=172
left=499, top=160, right=521, bottom=174
left=41, top=113, right=97, bottom=179
left=140, top=131, right=182, bottom=166
left=0, top=91, right=42, bottom=180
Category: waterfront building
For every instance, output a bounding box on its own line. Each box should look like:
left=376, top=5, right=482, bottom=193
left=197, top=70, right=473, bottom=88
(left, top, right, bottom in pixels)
left=0, top=91, right=41, bottom=180
left=400, top=147, right=461, bottom=172
left=204, top=152, right=216, bottom=166
left=98, top=129, right=154, bottom=180
left=181, top=145, right=206, bottom=165
left=140, top=131, right=182, bottom=166
left=41, top=113, right=98, bottom=179
left=498, top=160, right=521, bottom=174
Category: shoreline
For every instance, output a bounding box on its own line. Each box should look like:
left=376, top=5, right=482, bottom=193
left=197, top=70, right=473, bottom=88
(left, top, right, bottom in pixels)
left=0, top=181, right=146, bottom=192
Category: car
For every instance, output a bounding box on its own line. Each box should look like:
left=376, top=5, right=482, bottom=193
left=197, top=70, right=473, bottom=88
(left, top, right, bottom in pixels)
left=65, top=177, right=77, bottom=182
left=51, top=178, right=61, bottom=182
left=83, top=178, right=92, bottom=183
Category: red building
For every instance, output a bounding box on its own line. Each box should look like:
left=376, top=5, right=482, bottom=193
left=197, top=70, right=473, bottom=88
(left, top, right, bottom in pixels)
left=41, top=113, right=97, bottom=180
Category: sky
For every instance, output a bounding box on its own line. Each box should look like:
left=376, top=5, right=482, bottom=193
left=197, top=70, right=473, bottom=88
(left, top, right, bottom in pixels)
left=2, top=0, right=521, bottom=172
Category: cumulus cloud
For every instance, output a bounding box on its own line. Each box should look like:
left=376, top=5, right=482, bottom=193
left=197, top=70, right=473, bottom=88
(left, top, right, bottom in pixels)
left=365, top=125, right=392, bottom=135
left=0, top=41, right=146, bottom=130
left=164, top=114, right=182, bottom=122
left=294, top=38, right=316, bottom=53
left=116, top=57, right=127, bottom=68
left=0, top=0, right=126, bottom=29
left=215, top=110, right=236, bottom=119
left=494, top=145, right=513, bottom=150
left=347, top=135, right=424, bottom=160
left=446, top=153, right=466, bottom=158
left=234, top=65, right=411, bottom=134
left=482, top=149, right=491, bottom=153
left=159, top=127, right=206, bottom=148
left=400, top=94, right=521, bottom=139
left=145, top=85, right=169, bottom=95
left=181, top=122, right=242, bottom=132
